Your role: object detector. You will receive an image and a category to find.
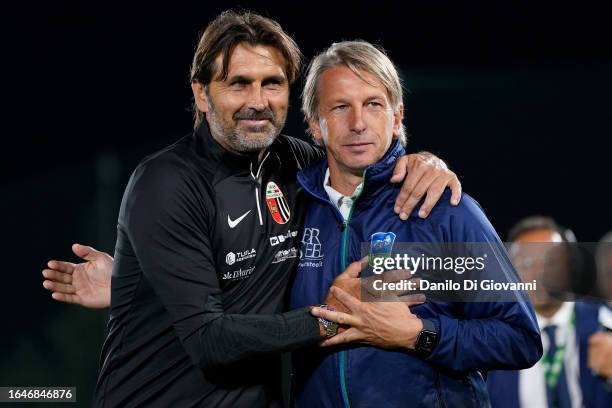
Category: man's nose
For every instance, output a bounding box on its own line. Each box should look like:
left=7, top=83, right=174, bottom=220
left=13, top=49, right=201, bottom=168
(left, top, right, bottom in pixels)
left=349, top=106, right=366, bottom=133
left=246, top=84, right=267, bottom=110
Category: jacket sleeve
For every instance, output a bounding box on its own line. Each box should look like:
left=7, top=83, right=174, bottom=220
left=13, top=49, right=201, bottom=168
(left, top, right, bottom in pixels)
left=422, top=193, right=543, bottom=372
left=119, top=156, right=320, bottom=372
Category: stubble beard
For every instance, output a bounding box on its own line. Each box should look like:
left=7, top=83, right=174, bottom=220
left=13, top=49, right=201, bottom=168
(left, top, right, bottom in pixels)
left=206, top=98, right=286, bottom=154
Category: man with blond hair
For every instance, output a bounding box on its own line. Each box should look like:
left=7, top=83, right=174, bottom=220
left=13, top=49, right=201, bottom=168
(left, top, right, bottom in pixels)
left=294, top=41, right=542, bottom=407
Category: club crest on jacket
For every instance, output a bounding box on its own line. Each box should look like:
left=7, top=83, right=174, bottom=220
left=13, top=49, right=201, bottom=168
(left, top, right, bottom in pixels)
left=266, top=181, right=291, bottom=224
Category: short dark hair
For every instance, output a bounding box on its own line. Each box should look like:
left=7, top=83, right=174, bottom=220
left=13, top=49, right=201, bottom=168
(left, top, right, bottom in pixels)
left=190, top=11, right=302, bottom=128
left=507, top=215, right=576, bottom=242
left=508, top=216, right=599, bottom=298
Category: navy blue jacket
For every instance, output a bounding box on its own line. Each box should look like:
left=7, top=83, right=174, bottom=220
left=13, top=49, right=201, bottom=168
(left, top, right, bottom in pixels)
left=290, top=140, right=543, bottom=408
left=486, top=302, right=612, bottom=408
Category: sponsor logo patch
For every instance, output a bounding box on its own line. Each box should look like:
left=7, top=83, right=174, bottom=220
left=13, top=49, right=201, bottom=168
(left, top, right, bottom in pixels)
left=225, top=252, right=236, bottom=265
left=270, top=229, right=299, bottom=246
left=265, top=182, right=290, bottom=224
left=222, top=266, right=255, bottom=281
left=299, top=227, right=324, bottom=268
left=272, top=247, right=298, bottom=264
left=301, top=228, right=323, bottom=260
left=225, top=249, right=256, bottom=265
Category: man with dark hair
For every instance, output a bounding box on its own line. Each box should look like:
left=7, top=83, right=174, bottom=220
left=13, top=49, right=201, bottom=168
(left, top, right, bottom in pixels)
left=189, top=11, right=302, bottom=130
left=507, top=216, right=577, bottom=243
left=42, top=11, right=462, bottom=407
left=487, top=216, right=612, bottom=408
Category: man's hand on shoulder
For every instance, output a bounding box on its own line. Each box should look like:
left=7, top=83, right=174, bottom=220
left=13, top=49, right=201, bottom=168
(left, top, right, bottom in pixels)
left=391, top=151, right=461, bottom=220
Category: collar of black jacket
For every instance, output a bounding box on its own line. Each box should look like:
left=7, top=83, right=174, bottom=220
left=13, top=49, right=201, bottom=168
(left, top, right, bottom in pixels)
left=193, top=120, right=281, bottom=175
left=297, top=138, right=406, bottom=204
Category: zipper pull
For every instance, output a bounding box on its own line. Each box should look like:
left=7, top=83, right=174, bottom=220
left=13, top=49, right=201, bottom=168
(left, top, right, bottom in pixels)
left=340, top=220, right=347, bottom=231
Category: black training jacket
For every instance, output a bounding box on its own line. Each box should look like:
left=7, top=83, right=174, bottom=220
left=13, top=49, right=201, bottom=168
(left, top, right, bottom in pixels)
left=93, top=123, right=324, bottom=407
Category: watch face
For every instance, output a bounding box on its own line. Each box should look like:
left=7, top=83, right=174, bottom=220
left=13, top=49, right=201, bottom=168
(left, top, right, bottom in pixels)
left=418, top=331, right=437, bottom=354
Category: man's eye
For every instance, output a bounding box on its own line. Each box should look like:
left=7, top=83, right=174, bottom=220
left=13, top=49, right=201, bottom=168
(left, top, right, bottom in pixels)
left=368, top=101, right=383, bottom=108
left=333, top=105, right=348, bottom=111
left=230, top=81, right=247, bottom=88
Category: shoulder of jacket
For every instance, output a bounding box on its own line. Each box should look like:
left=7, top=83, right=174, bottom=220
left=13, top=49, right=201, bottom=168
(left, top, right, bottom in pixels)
left=405, top=190, right=482, bottom=221
left=275, top=133, right=309, bottom=148
left=275, top=134, right=322, bottom=156
left=129, top=136, right=212, bottom=193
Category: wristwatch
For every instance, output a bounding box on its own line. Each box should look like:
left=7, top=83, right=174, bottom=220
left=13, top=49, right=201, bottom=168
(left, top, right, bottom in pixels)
left=316, top=304, right=339, bottom=338
left=415, top=318, right=438, bottom=356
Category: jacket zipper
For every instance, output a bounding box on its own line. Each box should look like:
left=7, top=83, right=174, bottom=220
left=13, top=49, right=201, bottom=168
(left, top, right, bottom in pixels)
left=250, top=152, right=270, bottom=227
left=338, top=169, right=367, bottom=408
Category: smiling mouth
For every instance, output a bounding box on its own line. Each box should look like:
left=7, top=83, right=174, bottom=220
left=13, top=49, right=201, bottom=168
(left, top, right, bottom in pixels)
left=238, top=119, right=271, bottom=126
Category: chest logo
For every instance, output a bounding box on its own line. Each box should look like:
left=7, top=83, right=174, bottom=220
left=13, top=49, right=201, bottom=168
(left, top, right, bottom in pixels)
left=300, top=228, right=323, bottom=261
left=226, top=249, right=256, bottom=265
left=228, top=210, right=251, bottom=228
left=265, top=181, right=290, bottom=224
left=369, top=231, right=396, bottom=265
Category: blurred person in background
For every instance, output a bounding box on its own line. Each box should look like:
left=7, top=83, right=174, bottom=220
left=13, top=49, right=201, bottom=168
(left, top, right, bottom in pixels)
left=486, top=216, right=612, bottom=408
left=589, top=231, right=612, bottom=382
left=596, top=231, right=612, bottom=303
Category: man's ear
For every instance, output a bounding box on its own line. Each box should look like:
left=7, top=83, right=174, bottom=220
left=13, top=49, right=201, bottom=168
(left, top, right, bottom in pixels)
left=191, top=81, right=209, bottom=113
left=308, top=118, right=324, bottom=145
left=392, top=103, right=404, bottom=137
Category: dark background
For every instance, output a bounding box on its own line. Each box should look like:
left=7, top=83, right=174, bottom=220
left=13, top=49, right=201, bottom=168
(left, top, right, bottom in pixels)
left=3, top=1, right=611, bottom=405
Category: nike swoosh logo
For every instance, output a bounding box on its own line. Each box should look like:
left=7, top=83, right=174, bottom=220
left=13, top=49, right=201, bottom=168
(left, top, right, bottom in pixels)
left=228, top=210, right=252, bottom=228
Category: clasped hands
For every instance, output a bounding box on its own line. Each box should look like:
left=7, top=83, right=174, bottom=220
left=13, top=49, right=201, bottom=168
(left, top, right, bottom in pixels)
left=311, top=258, right=425, bottom=350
